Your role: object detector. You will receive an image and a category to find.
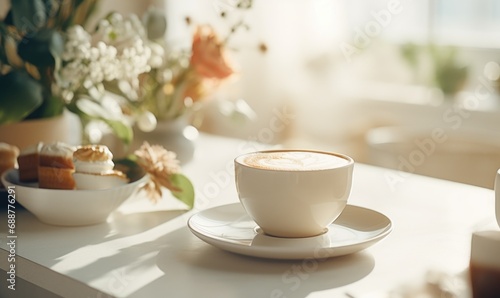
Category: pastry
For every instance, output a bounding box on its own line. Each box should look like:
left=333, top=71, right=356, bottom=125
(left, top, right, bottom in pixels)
left=0, top=143, right=19, bottom=186
left=38, top=142, right=76, bottom=189
left=17, top=142, right=43, bottom=182
left=72, top=145, right=128, bottom=190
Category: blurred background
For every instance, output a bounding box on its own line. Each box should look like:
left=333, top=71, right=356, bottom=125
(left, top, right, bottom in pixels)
left=169, top=0, right=500, bottom=189
left=2, top=0, right=500, bottom=188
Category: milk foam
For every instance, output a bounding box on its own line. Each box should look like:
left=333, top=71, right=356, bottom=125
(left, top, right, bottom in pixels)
left=240, top=151, right=350, bottom=171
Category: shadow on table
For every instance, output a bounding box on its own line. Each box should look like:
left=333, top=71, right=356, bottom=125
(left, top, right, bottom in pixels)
left=2, top=208, right=186, bottom=269
left=147, top=226, right=375, bottom=298
left=5, top=211, right=373, bottom=298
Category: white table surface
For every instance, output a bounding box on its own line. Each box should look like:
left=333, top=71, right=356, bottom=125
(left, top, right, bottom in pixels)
left=0, top=133, right=498, bottom=298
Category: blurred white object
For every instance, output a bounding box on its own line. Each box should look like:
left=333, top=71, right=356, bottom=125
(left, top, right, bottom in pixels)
left=219, top=98, right=257, bottom=124
left=470, top=231, right=500, bottom=297
left=496, top=169, right=500, bottom=228
left=137, top=111, right=158, bottom=132
left=366, top=126, right=500, bottom=189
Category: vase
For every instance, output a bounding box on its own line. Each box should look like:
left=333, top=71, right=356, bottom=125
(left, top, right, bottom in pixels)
left=0, top=112, right=80, bottom=150
left=131, top=115, right=198, bottom=164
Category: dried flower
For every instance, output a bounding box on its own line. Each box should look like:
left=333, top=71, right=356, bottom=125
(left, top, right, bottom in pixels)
left=134, top=141, right=182, bottom=203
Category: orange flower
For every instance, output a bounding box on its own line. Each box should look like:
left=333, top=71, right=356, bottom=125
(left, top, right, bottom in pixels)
left=189, top=25, right=234, bottom=80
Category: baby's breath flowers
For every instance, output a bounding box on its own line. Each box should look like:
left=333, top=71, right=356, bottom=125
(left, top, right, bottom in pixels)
left=60, top=25, right=121, bottom=95
left=59, top=12, right=165, bottom=145
left=134, top=142, right=194, bottom=207
left=61, top=12, right=163, bottom=100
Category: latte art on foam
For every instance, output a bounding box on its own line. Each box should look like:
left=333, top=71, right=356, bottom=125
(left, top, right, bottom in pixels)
left=241, top=151, right=349, bottom=171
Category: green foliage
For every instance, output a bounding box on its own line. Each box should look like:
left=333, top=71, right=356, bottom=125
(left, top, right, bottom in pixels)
left=66, top=97, right=133, bottom=145
left=10, top=0, right=47, bottom=33
left=170, top=173, right=195, bottom=209
left=17, top=28, right=63, bottom=68
left=114, top=156, right=146, bottom=182
left=0, top=0, right=99, bottom=124
left=26, top=94, right=65, bottom=119
left=0, top=69, right=43, bottom=124
left=104, top=119, right=134, bottom=146
left=400, top=43, right=469, bottom=97
left=400, top=43, right=419, bottom=69
left=429, top=45, right=468, bottom=96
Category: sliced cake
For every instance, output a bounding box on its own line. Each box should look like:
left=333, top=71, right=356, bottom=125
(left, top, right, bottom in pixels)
left=38, top=142, right=76, bottom=189
left=17, top=142, right=43, bottom=182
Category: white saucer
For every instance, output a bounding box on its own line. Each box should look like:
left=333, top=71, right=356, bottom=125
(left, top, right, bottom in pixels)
left=188, top=203, right=392, bottom=260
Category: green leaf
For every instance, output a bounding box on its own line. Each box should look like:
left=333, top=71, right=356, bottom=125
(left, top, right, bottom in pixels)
left=3, top=10, right=14, bottom=26
left=42, top=0, right=57, bottom=19
left=170, top=173, right=195, bottom=209
left=17, top=28, right=63, bottom=68
left=70, top=0, right=100, bottom=28
left=0, top=23, right=7, bottom=65
left=104, top=118, right=134, bottom=145
left=0, top=69, right=43, bottom=125
left=11, top=0, right=47, bottom=34
left=25, top=94, right=64, bottom=119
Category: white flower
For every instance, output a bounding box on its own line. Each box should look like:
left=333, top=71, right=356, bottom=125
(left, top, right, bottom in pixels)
left=148, top=42, right=164, bottom=68
left=62, top=26, right=91, bottom=59
left=118, top=38, right=151, bottom=82
left=59, top=13, right=163, bottom=103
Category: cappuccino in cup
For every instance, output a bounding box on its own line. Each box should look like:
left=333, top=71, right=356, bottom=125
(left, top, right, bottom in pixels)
left=235, top=150, right=354, bottom=238
left=240, top=151, right=350, bottom=171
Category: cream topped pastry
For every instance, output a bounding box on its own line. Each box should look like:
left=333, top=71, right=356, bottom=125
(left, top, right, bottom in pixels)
left=38, top=142, right=76, bottom=189
left=73, top=145, right=115, bottom=174
left=73, top=145, right=128, bottom=190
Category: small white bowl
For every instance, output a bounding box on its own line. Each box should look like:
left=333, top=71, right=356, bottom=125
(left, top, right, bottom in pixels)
left=1, top=169, right=147, bottom=226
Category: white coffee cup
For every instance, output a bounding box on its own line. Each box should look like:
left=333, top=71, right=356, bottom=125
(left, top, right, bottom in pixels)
left=234, top=149, right=354, bottom=238
left=470, top=230, right=500, bottom=297
left=495, top=169, right=500, bottom=228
